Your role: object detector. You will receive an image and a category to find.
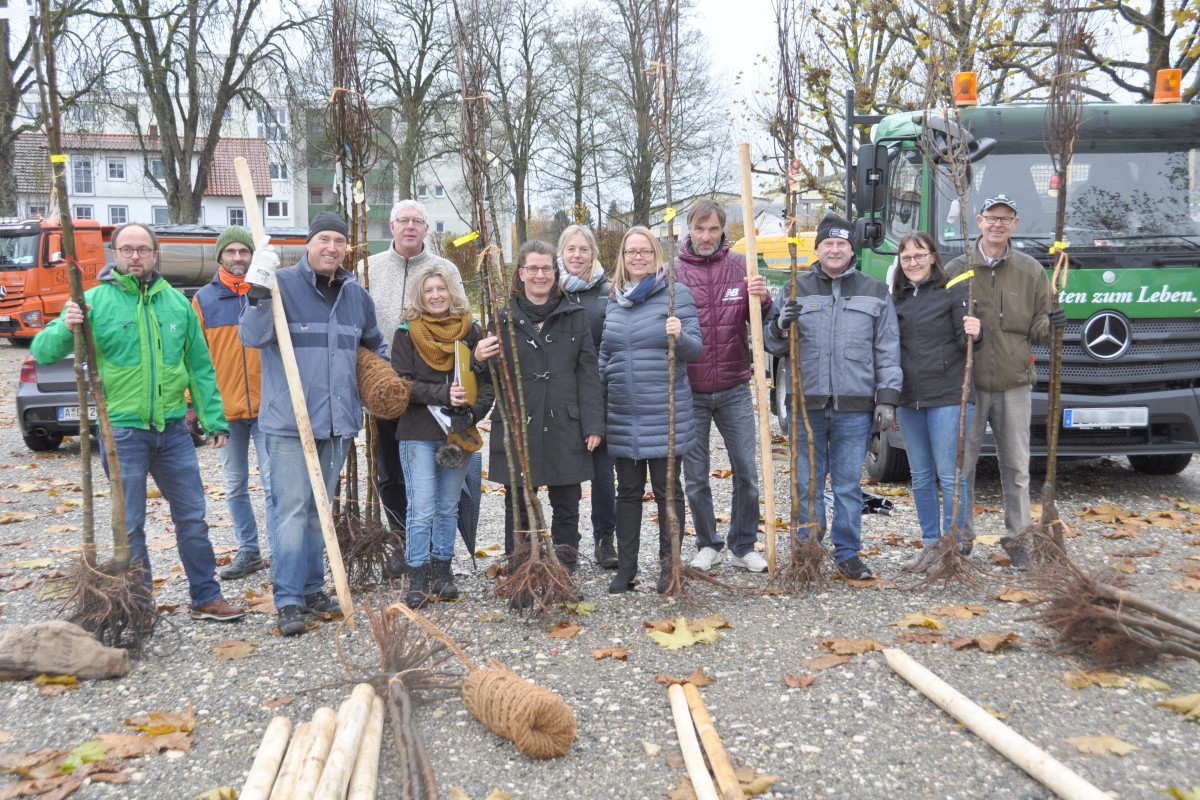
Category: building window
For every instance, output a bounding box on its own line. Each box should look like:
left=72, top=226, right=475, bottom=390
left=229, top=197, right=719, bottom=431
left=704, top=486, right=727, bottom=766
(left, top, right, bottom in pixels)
left=109, top=206, right=128, bottom=225
left=107, top=157, right=126, bottom=181
left=269, top=163, right=288, bottom=181
left=149, top=158, right=166, bottom=181
left=152, top=206, right=169, bottom=225
left=71, top=103, right=97, bottom=125
left=417, top=184, right=429, bottom=198
left=124, top=107, right=138, bottom=127
left=434, top=185, right=445, bottom=198
left=28, top=205, right=48, bottom=218
left=256, top=108, right=287, bottom=142
left=266, top=201, right=289, bottom=218
left=309, top=187, right=325, bottom=205
left=23, top=100, right=42, bottom=121
left=435, top=221, right=444, bottom=233
left=228, top=208, right=247, bottom=226
left=73, top=205, right=93, bottom=220
left=72, top=156, right=93, bottom=194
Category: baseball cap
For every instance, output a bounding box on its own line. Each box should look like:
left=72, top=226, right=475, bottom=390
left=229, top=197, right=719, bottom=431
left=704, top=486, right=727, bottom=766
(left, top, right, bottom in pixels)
left=980, top=195, right=1018, bottom=214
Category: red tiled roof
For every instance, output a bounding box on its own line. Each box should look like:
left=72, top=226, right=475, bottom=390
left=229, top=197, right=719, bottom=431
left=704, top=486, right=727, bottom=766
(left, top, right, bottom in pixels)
left=14, top=132, right=272, bottom=197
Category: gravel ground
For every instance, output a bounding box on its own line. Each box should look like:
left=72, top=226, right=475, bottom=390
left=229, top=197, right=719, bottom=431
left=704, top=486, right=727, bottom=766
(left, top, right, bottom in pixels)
left=1, top=337, right=1199, bottom=799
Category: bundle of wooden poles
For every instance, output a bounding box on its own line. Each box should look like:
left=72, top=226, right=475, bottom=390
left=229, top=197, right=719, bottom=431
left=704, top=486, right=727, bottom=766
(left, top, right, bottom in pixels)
left=666, top=681, right=746, bottom=800
left=239, top=684, right=385, bottom=800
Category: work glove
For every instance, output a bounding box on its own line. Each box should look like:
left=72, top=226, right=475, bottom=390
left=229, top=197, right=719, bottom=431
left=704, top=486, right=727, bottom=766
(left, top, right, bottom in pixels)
left=1047, top=306, right=1067, bottom=330
left=245, top=239, right=280, bottom=300
left=872, top=403, right=895, bottom=434
left=773, top=299, right=801, bottom=331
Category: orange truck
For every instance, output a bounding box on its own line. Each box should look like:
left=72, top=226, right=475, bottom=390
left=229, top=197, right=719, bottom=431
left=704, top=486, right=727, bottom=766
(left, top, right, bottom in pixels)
left=0, top=219, right=308, bottom=343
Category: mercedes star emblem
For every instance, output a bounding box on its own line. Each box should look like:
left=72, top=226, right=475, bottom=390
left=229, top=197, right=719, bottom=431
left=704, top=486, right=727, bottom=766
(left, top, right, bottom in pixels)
left=1081, top=311, right=1132, bottom=361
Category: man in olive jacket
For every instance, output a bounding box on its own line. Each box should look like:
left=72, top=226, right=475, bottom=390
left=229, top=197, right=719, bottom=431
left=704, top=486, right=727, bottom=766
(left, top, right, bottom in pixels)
left=32, top=222, right=245, bottom=622
left=945, top=195, right=1066, bottom=566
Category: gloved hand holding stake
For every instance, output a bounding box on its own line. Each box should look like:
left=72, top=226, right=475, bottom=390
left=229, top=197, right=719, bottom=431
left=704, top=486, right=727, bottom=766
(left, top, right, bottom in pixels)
left=245, top=237, right=279, bottom=300
left=773, top=299, right=801, bottom=332
left=1047, top=306, right=1067, bottom=330
left=873, top=403, right=895, bottom=434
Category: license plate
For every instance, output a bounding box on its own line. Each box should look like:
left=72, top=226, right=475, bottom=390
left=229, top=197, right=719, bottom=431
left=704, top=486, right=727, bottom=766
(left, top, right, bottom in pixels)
left=1063, top=407, right=1148, bottom=429
left=0, top=316, right=9, bottom=322
left=57, top=406, right=98, bottom=422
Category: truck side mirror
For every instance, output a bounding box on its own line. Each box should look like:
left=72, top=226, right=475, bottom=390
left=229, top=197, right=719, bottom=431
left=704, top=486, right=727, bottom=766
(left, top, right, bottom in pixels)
left=855, top=217, right=883, bottom=249
left=46, top=234, right=64, bottom=264
left=855, top=144, right=889, bottom=217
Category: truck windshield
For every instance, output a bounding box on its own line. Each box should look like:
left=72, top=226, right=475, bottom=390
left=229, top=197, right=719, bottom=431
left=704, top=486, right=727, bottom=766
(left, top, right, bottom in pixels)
left=934, top=139, right=1200, bottom=261
left=0, top=233, right=39, bottom=269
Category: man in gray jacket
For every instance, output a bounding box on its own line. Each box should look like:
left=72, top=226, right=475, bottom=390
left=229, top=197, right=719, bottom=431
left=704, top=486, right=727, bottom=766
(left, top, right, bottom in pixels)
left=240, top=211, right=386, bottom=636
left=764, top=213, right=902, bottom=579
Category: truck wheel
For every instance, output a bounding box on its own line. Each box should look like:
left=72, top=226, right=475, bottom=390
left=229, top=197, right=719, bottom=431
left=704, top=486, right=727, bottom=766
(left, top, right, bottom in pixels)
left=1127, top=453, right=1192, bottom=475
left=866, top=431, right=910, bottom=483
left=10, top=338, right=32, bottom=348
left=23, top=431, right=64, bottom=452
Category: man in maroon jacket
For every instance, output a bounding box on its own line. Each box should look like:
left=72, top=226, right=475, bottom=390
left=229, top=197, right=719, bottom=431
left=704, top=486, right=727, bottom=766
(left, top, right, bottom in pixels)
left=676, top=198, right=772, bottom=573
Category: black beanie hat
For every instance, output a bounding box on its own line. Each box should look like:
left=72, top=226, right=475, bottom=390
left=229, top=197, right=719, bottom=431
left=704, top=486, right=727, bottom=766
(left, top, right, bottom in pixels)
left=815, top=212, right=853, bottom=247
left=308, top=211, right=350, bottom=242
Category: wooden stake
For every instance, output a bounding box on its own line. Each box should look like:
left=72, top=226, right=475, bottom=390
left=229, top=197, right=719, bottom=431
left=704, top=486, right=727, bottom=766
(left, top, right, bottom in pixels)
left=233, top=157, right=354, bottom=627
left=268, top=721, right=312, bottom=800
left=315, top=684, right=377, bottom=800
left=738, top=142, right=777, bottom=577
left=682, top=683, right=745, bottom=800
left=882, top=649, right=1109, bottom=800
left=668, top=684, right=718, bottom=800
left=291, top=706, right=339, bottom=800
left=347, top=695, right=386, bottom=800
left=239, top=715, right=292, bottom=800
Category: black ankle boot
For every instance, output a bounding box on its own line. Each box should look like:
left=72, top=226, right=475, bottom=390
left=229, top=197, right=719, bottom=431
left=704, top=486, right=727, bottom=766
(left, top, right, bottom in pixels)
left=405, top=564, right=430, bottom=609
left=430, top=558, right=460, bottom=600
left=594, top=533, right=618, bottom=569
left=608, top=567, right=636, bottom=594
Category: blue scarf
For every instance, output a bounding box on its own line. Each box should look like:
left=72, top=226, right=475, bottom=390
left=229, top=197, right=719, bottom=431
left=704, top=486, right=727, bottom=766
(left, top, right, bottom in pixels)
left=613, top=270, right=665, bottom=308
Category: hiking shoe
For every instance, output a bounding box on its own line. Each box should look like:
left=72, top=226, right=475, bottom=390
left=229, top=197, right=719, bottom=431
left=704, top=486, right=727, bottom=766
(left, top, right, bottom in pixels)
left=731, top=550, right=768, bottom=573
left=1000, top=537, right=1029, bottom=569
left=430, top=558, right=460, bottom=600
left=594, top=533, right=618, bottom=569
left=278, top=604, right=307, bottom=637
left=690, top=546, right=721, bottom=571
left=219, top=550, right=265, bottom=581
left=835, top=555, right=874, bottom=580
left=190, top=597, right=248, bottom=621
left=959, top=539, right=974, bottom=556
left=304, top=591, right=342, bottom=616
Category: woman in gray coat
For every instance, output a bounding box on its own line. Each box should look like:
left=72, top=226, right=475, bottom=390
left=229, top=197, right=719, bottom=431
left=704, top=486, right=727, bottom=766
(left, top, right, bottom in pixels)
left=599, top=226, right=703, bottom=594
left=476, top=240, right=604, bottom=579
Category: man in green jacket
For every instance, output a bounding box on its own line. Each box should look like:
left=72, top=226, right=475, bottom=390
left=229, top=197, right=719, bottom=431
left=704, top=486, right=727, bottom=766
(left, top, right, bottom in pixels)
left=946, top=196, right=1066, bottom=567
left=32, top=222, right=246, bottom=622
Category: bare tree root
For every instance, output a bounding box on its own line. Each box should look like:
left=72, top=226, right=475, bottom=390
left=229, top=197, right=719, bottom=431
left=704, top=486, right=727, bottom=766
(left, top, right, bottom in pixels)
left=1011, top=517, right=1070, bottom=572
left=60, top=558, right=158, bottom=651
left=774, top=527, right=830, bottom=594
left=903, top=525, right=987, bottom=591
left=494, top=537, right=579, bottom=615
left=335, top=509, right=401, bottom=589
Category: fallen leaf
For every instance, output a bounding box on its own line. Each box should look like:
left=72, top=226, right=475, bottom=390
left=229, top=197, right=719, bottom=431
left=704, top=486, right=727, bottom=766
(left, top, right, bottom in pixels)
left=1134, top=676, right=1170, bottom=691
left=802, top=654, right=851, bottom=671
left=97, top=731, right=194, bottom=758
left=592, top=647, right=629, bottom=661
left=1156, top=693, right=1200, bottom=720
left=477, top=612, right=503, bottom=623
left=559, top=601, right=596, bottom=615
left=33, top=674, right=79, bottom=687
left=1065, top=735, right=1139, bottom=756
left=1101, top=525, right=1141, bottom=540
left=35, top=582, right=73, bottom=602
left=1170, top=577, right=1200, bottom=593
left=1079, top=503, right=1128, bottom=523
left=59, top=741, right=107, bottom=774
left=546, top=621, right=581, bottom=639
left=894, top=632, right=945, bottom=645
left=709, top=467, right=733, bottom=479
left=821, top=638, right=885, bottom=655
left=11, top=558, right=52, bottom=569
left=666, top=778, right=699, bottom=800
left=1163, top=787, right=1200, bottom=800
left=974, top=533, right=1002, bottom=545
left=1108, top=557, right=1138, bottom=574
left=888, top=613, right=946, bottom=630
left=123, top=702, right=196, bottom=735
left=654, top=668, right=713, bottom=687
left=1063, top=670, right=1128, bottom=690
left=741, top=773, right=784, bottom=796
left=646, top=617, right=724, bottom=649
left=212, top=640, right=257, bottom=660
left=981, top=703, right=1011, bottom=720
left=188, top=788, right=238, bottom=800
left=262, top=696, right=293, bottom=709
left=992, top=586, right=1047, bottom=604
left=931, top=604, right=989, bottom=620
left=1176, top=502, right=1200, bottom=513
left=949, top=632, right=1018, bottom=652
left=44, top=524, right=78, bottom=534
left=782, top=674, right=816, bottom=689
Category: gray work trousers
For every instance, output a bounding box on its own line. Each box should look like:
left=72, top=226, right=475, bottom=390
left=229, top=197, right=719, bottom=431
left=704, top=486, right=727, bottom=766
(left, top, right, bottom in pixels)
left=964, top=384, right=1033, bottom=541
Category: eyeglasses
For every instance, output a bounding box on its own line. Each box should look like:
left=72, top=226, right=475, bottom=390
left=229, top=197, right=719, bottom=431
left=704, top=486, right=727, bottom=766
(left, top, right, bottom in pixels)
left=899, top=253, right=930, bottom=265
left=981, top=215, right=1015, bottom=226
left=521, top=265, right=555, bottom=274
left=115, top=246, right=155, bottom=258
left=392, top=217, right=426, bottom=227
left=623, top=249, right=654, bottom=259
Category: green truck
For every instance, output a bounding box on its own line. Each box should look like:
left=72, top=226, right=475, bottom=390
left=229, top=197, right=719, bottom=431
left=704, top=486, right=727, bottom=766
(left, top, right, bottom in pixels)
left=845, top=95, right=1200, bottom=481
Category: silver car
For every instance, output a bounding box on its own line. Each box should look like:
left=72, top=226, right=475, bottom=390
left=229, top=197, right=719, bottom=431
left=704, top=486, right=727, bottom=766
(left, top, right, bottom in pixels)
left=16, top=352, right=95, bottom=451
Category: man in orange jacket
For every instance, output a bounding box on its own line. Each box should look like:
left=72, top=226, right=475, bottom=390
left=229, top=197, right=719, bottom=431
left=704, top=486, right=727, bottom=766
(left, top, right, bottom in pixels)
left=193, top=226, right=275, bottom=580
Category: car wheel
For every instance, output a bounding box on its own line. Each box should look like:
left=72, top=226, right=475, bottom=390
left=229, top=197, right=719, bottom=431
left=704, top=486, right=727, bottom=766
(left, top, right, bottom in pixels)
left=1127, top=453, right=1192, bottom=475
left=23, top=431, right=64, bottom=452
left=866, top=430, right=910, bottom=483
left=10, top=337, right=32, bottom=348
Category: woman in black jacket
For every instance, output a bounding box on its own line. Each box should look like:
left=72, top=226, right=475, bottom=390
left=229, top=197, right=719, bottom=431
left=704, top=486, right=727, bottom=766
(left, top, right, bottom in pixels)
left=557, top=224, right=618, bottom=569
left=476, top=240, right=604, bottom=580
left=891, top=232, right=980, bottom=551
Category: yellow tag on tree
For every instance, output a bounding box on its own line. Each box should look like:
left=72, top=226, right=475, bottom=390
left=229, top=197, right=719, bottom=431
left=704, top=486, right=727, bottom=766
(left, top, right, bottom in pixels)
left=662, top=207, right=676, bottom=223
left=452, top=231, right=480, bottom=247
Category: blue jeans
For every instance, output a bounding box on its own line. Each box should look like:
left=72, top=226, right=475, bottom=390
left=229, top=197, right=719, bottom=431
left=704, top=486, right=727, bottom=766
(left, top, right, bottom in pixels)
left=793, top=407, right=872, bottom=563
left=265, top=433, right=349, bottom=609
left=897, top=404, right=973, bottom=546
left=218, top=417, right=276, bottom=557
left=98, top=421, right=221, bottom=606
left=400, top=440, right=471, bottom=567
left=684, top=384, right=760, bottom=557
left=589, top=445, right=616, bottom=538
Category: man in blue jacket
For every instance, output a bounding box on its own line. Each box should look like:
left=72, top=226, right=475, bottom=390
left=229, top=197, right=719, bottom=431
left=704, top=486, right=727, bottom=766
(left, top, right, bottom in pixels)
left=239, top=212, right=387, bottom=636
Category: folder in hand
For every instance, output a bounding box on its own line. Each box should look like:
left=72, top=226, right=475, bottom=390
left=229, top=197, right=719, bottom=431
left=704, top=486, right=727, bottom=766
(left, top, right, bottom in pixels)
left=454, top=340, right=477, bottom=406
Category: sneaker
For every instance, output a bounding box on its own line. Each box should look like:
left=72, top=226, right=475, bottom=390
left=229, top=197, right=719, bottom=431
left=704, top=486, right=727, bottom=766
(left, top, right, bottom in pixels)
left=835, top=555, right=874, bottom=581
left=959, top=539, right=974, bottom=557
left=1000, top=537, right=1029, bottom=569
left=690, top=546, right=721, bottom=571
left=190, top=597, right=248, bottom=621
left=303, top=590, right=342, bottom=616
left=730, top=550, right=768, bottom=573
left=278, top=604, right=307, bottom=637
left=219, top=550, right=265, bottom=581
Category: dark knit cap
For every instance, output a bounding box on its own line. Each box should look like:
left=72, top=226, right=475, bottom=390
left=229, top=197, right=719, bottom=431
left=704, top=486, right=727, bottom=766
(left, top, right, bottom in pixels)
left=308, top=211, right=350, bottom=242
left=815, top=212, right=854, bottom=246
left=215, top=225, right=255, bottom=260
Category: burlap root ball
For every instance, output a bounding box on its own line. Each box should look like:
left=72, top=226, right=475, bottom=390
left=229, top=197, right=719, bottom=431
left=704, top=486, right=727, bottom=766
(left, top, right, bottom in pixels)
left=461, top=664, right=576, bottom=759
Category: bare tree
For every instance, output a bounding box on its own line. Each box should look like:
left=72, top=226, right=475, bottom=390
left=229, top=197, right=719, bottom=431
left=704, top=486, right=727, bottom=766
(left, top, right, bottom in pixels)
left=93, top=0, right=314, bottom=222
